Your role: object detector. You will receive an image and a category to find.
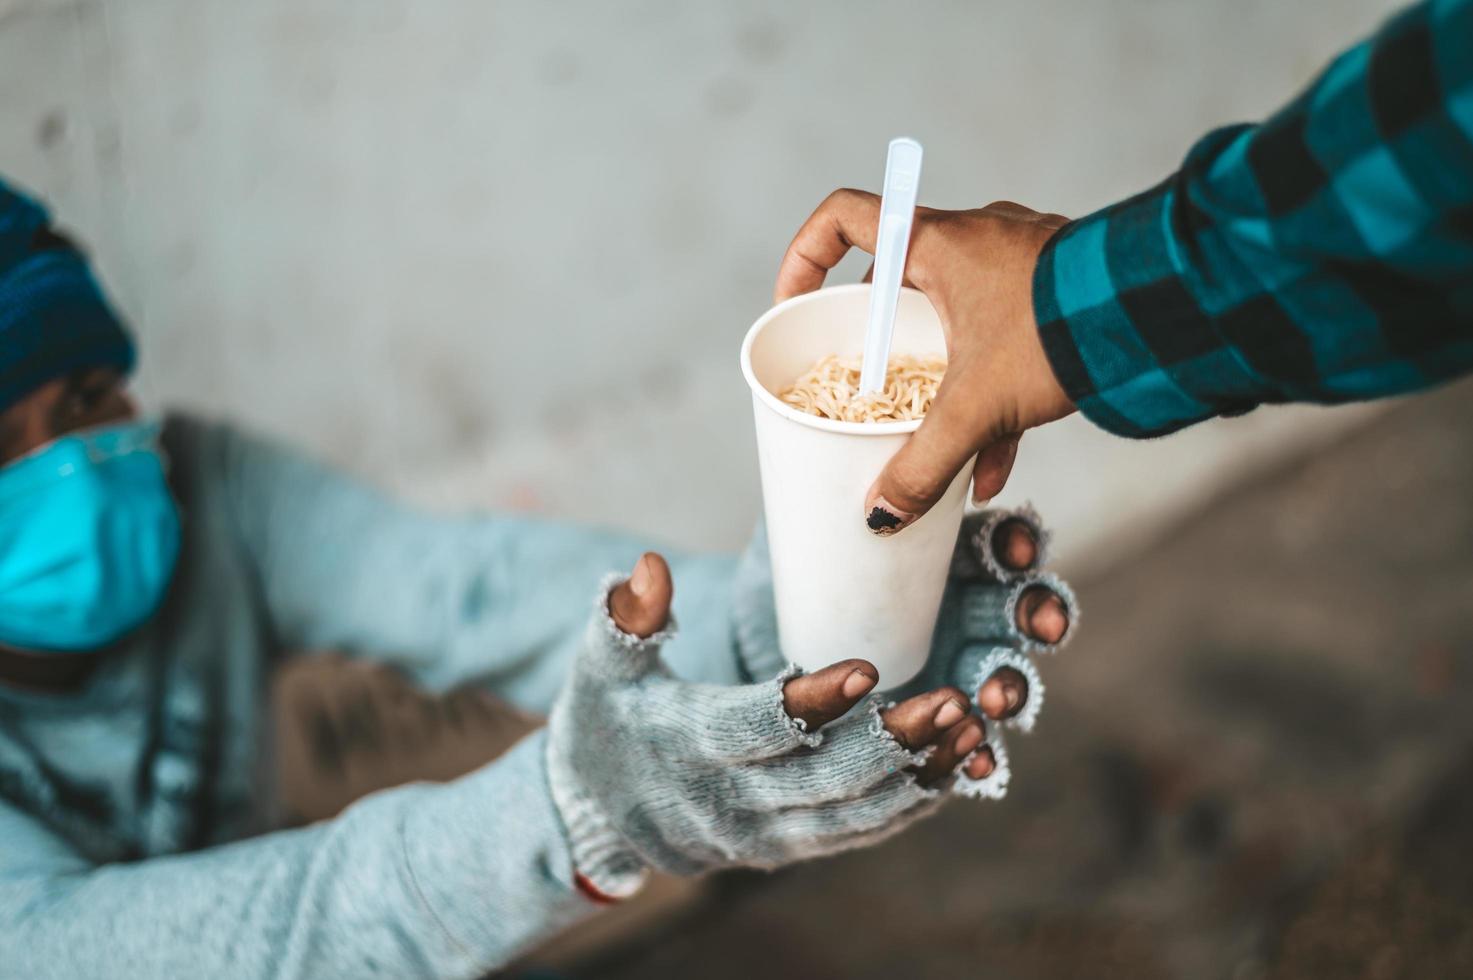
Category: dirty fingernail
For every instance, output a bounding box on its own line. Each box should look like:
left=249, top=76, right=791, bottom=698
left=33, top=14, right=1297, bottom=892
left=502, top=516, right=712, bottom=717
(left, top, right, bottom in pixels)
left=842, top=668, right=877, bottom=700
left=954, top=725, right=983, bottom=756
left=865, top=496, right=913, bottom=536
left=933, top=698, right=967, bottom=728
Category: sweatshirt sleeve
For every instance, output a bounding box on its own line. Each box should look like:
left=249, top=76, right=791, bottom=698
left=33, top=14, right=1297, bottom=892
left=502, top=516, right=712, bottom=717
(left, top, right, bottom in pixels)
left=191, top=418, right=743, bottom=713
left=1032, top=0, right=1473, bottom=438
left=0, top=731, right=594, bottom=980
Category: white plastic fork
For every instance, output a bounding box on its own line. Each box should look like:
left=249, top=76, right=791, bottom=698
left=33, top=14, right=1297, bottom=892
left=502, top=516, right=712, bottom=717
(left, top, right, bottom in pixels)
left=858, top=137, right=924, bottom=396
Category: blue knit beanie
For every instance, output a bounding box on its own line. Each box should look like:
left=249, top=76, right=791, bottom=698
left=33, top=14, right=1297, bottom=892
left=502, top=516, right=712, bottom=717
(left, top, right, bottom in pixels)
left=0, top=177, right=134, bottom=414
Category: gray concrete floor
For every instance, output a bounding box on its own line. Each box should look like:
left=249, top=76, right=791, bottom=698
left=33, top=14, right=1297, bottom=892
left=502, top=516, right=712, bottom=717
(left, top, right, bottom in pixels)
left=544, top=377, right=1473, bottom=980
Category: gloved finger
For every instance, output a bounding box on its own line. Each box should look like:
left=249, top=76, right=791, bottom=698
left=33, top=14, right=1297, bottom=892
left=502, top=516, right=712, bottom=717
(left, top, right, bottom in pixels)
left=733, top=709, right=924, bottom=805
left=965, top=745, right=997, bottom=780
left=992, top=518, right=1037, bottom=570
left=878, top=686, right=973, bottom=751
left=909, top=715, right=985, bottom=787
left=758, top=771, right=944, bottom=860
left=782, top=658, right=879, bottom=731
left=952, top=723, right=1011, bottom=800
left=977, top=668, right=1029, bottom=721
left=959, top=573, right=1078, bottom=653
left=608, top=552, right=673, bottom=638
left=954, top=646, right=1043, bottom=732
left=970, top=505, right=1049, bottom=582
left=578, top=564, right=680, bottom=684
left=666, top=665, right=831, bottom=764
left=970, top=436, right=1020, bottom=506
left=1016, top=584, right=1070, bottom=646
left=729, top=689, right=955, bottom=806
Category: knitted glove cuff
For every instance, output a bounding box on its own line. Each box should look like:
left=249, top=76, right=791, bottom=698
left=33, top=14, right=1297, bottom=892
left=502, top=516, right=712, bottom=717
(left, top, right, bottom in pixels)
left=951, top=721, right=1011, bottom=800
left=954, top=646, right=1045, bottom=733
left=971, top=504, right=1050, bottom=582
left=547, top=771, right=650, bottom=900
left=772, top=662, right=827, bottom=748
left=594, top=571, right=679, bottom=649
left=867, top=696, right=946, bottom=779
left=545, top=573, right=676, bottom=900
left=958, top=573, right=1079, bottom=654
left=1020, top=573, right=1078, bottom=655
left=580, top=572, right=681, bottom=684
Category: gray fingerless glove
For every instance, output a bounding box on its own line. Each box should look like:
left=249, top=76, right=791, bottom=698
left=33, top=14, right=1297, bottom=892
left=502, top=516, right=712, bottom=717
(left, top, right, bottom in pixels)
left=733, top=505, right=1079, bottom=801
left=915, top=506, right=1078, bottom=796
left=546, top=575, right=946, bottom=899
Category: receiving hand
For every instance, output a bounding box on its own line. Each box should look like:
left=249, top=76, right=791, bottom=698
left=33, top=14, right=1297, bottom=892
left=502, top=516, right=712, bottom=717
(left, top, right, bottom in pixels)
left=733, top=505, right=1076, bottom=798
left=775, top=191, right=1077, bottom=534
left=546, top=552, right=1014, bottom=898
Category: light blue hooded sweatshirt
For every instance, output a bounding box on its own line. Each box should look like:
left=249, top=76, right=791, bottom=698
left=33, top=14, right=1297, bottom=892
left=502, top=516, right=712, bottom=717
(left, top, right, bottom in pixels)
left=0, top=415, right=746, bottom=979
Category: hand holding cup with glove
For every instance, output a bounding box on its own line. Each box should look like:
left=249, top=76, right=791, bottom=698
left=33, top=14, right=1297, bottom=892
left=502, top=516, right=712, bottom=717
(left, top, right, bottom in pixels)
left=546, top=505, right=1075, bottom=897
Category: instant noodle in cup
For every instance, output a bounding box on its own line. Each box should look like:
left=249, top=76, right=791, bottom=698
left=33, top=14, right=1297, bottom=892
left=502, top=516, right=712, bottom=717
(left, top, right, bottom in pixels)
left=740, top=283, right=971, bottom=690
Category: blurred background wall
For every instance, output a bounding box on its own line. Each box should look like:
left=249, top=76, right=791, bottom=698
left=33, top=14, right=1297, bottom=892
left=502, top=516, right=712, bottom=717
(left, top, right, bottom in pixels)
left=0, top=0, right=1400, bottom=567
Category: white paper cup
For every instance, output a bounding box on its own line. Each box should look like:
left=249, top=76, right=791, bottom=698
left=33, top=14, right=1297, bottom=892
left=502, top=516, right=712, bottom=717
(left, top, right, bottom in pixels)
left=740, top=284, right=971, bottom=690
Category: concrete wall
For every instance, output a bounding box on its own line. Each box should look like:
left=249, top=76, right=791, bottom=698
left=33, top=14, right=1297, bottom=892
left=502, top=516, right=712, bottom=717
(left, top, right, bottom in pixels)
left=1, top=0, right=1397, bottom=566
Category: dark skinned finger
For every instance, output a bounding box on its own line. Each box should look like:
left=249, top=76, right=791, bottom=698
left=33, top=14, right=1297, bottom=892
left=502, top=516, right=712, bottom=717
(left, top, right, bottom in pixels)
left=608, top=552, right=674, bottom=638
left=911, top=716, right=985, bottom=787
left=1014, top=585, right=1069, bottom=645
left=611, top=559, right=886, bottom=734
left=965, top=745, right=997, bottom=780
left=971, top=436, right=1020, bottom=505
left=863, top=366, right=988, bottom=537
left=782, top=658, right=878, bottom=731
left=976, top=666, right=1029, bottom=720
left=990, top=516, right=1039, bottom=572
left=774, top=189, right=883, bottom=302
left=878, top=685, right=972, bottom=751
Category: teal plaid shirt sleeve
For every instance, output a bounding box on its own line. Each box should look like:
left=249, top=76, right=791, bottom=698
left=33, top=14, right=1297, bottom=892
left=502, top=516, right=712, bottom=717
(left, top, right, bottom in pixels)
left=1033, top=0, right=1473, bottom=438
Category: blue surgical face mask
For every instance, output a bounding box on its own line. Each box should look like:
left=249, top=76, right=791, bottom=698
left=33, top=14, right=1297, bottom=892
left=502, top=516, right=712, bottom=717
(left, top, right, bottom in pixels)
left=0, top=417, right=181, bottom=653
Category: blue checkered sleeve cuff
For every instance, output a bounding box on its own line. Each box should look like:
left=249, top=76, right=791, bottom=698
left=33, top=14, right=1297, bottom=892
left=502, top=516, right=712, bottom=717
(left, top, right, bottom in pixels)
left=1032, top=0, right=1473, bottom=440
left=1031, top=178, right=1272, bottom=439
